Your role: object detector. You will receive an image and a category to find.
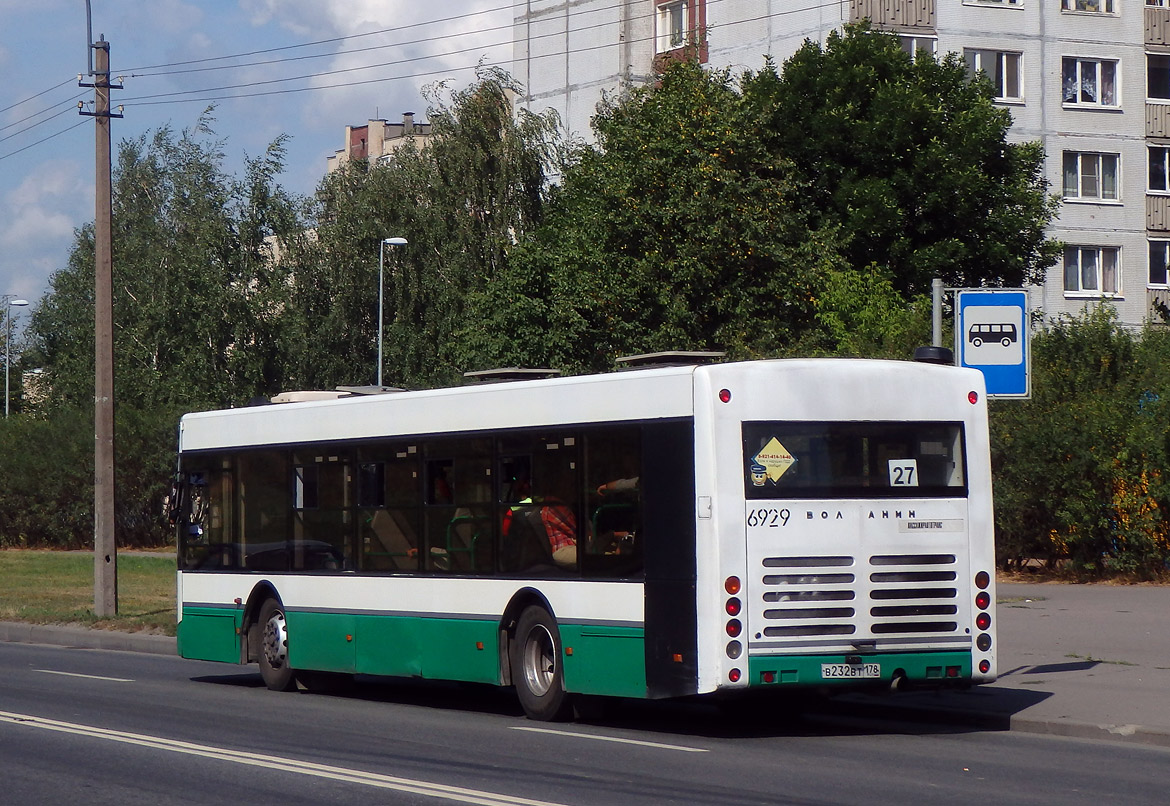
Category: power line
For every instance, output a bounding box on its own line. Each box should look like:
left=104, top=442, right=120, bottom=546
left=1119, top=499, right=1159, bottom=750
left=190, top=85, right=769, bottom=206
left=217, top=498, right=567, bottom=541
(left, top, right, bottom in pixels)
left=119, top=0, right=535, bottom=73
left=116, top=0, right=806, bottom=112
left=0, top=77, right=77, bottom=116
left=0, top=119, right=87, bottom=163
left=1, top=91, right=90, bottom=135
left=0, top=105, right=79, bottom=146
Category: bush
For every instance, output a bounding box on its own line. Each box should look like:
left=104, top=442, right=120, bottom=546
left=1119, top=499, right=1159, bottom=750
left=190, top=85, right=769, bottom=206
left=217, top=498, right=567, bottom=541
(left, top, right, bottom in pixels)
left=991, top=307, right=1170, bottom=579
left=0, top=405, right=180, bottom=548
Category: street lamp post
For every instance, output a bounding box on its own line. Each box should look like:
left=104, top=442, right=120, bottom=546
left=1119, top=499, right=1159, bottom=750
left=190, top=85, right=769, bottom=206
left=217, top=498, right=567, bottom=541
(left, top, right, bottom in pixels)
left=4, top=296, right=29, bottom=418
left=378, top=237, right=408, bottom=388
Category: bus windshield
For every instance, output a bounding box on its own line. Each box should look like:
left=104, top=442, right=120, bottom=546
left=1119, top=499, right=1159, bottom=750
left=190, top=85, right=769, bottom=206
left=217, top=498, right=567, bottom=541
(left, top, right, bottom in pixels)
left=742, top=421, right=966, bottom=499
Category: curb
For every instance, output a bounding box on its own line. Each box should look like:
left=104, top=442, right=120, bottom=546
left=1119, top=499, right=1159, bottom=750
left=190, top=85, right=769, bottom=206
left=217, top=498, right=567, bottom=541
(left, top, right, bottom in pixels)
left=0, top=621, right=176, bottom=656
left=830, top=696, right=1170, bottom=749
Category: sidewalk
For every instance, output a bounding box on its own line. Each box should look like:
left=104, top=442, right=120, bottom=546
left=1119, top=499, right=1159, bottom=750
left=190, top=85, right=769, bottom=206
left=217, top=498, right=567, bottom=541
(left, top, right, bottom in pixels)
left=841, top=582, right=1170, bottom=747
left=3, top=582, right=1169, bottom=747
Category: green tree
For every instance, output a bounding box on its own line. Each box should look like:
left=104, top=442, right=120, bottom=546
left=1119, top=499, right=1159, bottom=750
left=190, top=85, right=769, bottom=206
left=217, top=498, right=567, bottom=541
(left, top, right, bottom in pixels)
left=755, top=23, right=1060, bottom=295
left=459, top=60, right=850, bottom=373
left=28, top=113, right=307, bottom=411
left=286, top=68, right=567, bottom=390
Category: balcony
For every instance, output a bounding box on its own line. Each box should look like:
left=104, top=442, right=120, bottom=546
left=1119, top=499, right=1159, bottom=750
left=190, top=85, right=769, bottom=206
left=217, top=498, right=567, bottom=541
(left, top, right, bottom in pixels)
left=851, top=0, right=935, bottom=29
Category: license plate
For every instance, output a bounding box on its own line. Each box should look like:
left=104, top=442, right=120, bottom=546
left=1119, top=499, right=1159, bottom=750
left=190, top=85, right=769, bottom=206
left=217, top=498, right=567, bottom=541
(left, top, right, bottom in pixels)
left=821, top=663, right=881, bottom=679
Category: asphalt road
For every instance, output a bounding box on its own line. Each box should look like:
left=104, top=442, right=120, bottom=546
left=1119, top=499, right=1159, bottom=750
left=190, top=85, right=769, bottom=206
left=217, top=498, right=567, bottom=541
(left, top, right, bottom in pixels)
left=2, top=641, right=1168, bottom=805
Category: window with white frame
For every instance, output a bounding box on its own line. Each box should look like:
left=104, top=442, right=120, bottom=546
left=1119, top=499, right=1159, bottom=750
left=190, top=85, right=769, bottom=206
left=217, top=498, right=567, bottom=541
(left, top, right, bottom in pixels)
left=965, top=49, right=1023, bottom=101
left=1150, top=145, right=1170, bottom=191
left=1064, top=246, right=1120, bottom=295
left=1149, top=240, right=1170, bottom=286
left=1062, top=57, right=1118, bottom=107
left=1149, top=0, right=1170, bottom=8
left=657, top=2, right=686, bottom=53
left=899, top=35, right=937, bottom=62
left=1062, top=0, right=1115, bottom=12
left=1150, top=55, right=1170, bottom=101
left=1062, top=152, right=1119, bottom=200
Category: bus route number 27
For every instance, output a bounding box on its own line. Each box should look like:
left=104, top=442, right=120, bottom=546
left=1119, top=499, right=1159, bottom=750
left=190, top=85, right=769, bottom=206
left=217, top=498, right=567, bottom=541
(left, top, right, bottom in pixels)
left=747, top=508, right=790, bottom=528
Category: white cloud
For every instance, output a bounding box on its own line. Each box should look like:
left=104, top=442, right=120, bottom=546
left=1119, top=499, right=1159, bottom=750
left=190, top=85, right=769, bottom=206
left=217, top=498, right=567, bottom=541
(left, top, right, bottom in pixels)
left=0, top=159, right=90, bottom=297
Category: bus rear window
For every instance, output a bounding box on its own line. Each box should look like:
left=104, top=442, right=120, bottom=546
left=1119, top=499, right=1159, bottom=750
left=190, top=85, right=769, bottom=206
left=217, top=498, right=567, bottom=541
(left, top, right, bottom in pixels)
left=742, top=421, right=966, bottom=499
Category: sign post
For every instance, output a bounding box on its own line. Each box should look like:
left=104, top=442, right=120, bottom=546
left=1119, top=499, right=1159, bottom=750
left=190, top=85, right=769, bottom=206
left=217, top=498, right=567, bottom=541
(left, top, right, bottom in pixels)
left=955, top=289, right=1031, bottom=399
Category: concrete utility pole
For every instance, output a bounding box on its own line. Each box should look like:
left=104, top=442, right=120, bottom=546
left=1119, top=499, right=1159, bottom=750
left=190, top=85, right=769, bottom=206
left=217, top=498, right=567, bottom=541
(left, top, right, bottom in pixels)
left=80, top=35, right=122, bottom=617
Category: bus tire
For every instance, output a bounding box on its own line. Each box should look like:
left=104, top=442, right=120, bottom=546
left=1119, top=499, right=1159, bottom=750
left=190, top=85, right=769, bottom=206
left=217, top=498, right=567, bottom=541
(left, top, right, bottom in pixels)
left=512, top=606, right=572, bottom=721
left=258, top=598, right=296, bottom=692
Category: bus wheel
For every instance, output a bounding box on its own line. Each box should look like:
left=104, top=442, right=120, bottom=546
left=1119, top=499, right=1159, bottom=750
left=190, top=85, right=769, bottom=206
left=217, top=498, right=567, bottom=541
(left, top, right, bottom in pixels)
left=512, top=606, right=572, bottom=721
left=258, top=598, right=296, bottom=692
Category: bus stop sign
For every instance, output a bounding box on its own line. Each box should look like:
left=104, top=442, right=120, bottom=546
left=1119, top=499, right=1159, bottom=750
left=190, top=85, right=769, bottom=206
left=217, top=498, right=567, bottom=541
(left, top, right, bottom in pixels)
left=955, top=289, right=1030, bottom=399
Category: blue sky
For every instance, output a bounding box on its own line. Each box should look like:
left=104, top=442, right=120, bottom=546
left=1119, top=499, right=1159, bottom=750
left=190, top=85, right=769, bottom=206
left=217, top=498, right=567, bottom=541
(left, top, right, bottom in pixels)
left=0, top=0, right=512, bottom=317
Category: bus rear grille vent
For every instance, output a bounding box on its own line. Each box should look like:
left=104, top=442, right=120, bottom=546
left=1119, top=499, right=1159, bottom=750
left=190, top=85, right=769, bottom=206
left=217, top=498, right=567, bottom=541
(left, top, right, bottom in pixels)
left=760, top=556, right=858, bottom=637
left=867, top=553, right=960, bottom=636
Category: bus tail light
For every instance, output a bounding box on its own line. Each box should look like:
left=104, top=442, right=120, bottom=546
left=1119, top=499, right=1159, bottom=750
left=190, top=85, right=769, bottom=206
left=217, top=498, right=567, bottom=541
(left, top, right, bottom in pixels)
left=975, top=571, right=990, bottom=590
left=725, top=619, right=742, bottom=638
left=726, top=640, right=742, bottom=659
left=979, top=659, right=991, bottom=674
left=719, top=388, right=732, bottom=403
left=975, top=591, right=991, bottom=610
left=725, top=597, right=741, bottom=616
left=968, top=391, right=979, bottom=405
left=729, top=668, right=741, bottom=683
left=976, top=612, right=991, bottom=631
left=724, top=576, right=741, bottom=595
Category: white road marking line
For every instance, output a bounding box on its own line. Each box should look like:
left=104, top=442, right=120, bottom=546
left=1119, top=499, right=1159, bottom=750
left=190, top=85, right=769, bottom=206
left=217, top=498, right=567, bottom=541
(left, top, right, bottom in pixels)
left=0, top=710, right=569, bottom=806
left=510, top=726, right=708, bottom=753
left=33, top=669, right=134, bottom=683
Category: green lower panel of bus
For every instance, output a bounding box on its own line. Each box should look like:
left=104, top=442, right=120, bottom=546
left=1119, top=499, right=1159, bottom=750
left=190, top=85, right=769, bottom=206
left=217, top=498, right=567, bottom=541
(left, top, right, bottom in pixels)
left=747, top=651, right=971, bottom=686
left=179, top=606, right=648, bottom=697
left=559, top=624, right=646, bottom=698
left=288, top=611, right=501, bottom=683
left=178, top=608, right=243, bottom=664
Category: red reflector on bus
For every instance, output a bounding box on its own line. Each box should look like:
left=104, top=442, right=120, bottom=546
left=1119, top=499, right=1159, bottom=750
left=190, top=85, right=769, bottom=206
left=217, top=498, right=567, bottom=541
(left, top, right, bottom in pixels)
left=976, top=612, right=992, bottom=631
left=975, top=591, right=991, bottom=610
left=725, top=576, right=741, bottom=595
left=968, top=391, right=978, bottom=405
left=719, top=388, right=732, bottom=403
left=726, top=597, right=741, bottom=616
left=726, top=619, right=742, bottom=638
left=672, top=653, right=684, bottom=663
left=979, top=659, right=991, bottom=674
left=729, top=668, right=741, bottom=683
left=762, top=671, right=775, bottom=684
left=946, top=666, right=960, bottom=678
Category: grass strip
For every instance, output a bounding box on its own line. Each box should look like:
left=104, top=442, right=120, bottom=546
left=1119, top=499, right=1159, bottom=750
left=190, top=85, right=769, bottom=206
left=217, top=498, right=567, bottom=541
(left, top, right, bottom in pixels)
left=0, top=550, right=175, bottom=635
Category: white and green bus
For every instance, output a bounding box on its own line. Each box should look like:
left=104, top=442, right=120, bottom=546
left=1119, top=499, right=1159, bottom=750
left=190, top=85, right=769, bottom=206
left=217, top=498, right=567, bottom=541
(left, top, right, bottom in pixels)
left=174, top=356, right=997, bottom=720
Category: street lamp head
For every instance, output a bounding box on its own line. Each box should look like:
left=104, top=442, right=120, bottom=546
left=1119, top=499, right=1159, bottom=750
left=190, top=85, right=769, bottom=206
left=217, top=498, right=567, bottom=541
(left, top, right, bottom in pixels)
left=9, top=299, right=29, bottom=307
left=383, top=237, right=408, bottom=246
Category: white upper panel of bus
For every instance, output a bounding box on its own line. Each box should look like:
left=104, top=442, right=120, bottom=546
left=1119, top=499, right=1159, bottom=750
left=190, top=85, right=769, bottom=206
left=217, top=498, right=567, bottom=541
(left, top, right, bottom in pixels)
left=178, top=359, right=986, bottom=453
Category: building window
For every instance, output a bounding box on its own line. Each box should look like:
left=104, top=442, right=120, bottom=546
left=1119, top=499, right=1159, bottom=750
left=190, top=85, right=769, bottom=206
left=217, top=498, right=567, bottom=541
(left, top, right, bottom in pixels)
left=1150, top=55, right=1170, bottom=101
left=1062, top=152, right=1119, bottom=200
left=1149, top=240, right=1170, bottom=286
left=1064, top=246, right=1120, bottom=295
left=1062, top=0, right=1115, bottom=12
left=657, top=2, right=686, bottom=53
left=900, top=36, right=937, bottom=62
left=965, top=50, right=1023, bottom=100
left=1149, top=0, right=1170, bottom=7
left=1150, top=145, right=1170, bottom=191
left=1062, top=58, right=1118, bottom=108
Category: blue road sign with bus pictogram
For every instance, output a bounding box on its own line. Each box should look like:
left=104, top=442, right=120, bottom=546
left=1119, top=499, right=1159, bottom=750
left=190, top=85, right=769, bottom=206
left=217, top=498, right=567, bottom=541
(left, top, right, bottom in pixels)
left=956, top=289, right=1030, bottom=399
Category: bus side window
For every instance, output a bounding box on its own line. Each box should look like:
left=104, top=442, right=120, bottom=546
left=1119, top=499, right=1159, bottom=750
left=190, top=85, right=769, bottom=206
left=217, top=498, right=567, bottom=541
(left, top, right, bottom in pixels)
left=583, top=427, right=643, bottom=578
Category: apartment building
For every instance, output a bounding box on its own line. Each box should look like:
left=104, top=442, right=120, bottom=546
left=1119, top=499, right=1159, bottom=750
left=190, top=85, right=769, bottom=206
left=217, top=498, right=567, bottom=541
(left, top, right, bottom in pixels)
left=513, top=0, right=1170, bottom=326
left=326, top=112, right=432, bottom=173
